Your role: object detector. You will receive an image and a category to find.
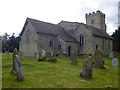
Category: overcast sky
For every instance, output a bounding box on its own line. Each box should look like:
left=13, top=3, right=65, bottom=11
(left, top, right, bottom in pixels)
left=0, top=0, right=119, bottom=36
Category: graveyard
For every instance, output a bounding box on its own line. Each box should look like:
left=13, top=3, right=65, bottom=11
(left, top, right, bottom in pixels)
left=2, top=53, right=119, bottom=88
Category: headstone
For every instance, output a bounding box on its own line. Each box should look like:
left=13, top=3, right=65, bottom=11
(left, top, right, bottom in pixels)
left=11, top=48, right=24, bottom=81
left=80, top=56, right=94, bottom=79
left=51, top=51, right=53, bottom=56
left=70, top=52, right=77, bottom=64
left=109, top=52, right=113, bottom=58
left=11, top=48, right=19, bottom=74
left=112, top=58, right=118, bottom=66
left=19, top=52, right=23, bottom=61
left=46, top=52, right=51, bottom=57
left=94, top=49, right=105, bottom=69
left=36, top=51, right=39, bottom=59
left=113, top=51, right=117, bottom=57
left=41, top=50, right=46, bottom=57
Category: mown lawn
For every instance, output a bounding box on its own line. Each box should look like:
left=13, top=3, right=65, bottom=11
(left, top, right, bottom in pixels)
left=2, top=53, right=119, bottom=88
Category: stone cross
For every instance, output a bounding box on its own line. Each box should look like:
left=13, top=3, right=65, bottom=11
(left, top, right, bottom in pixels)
left=11, top=48, right=24, bottom=81
left=112, top=58, right=118, bottom=66
left=94, top=49, right=105, bottom=69
left=70, top=52, right=77, bottom=64
left=80, top=56, right=94, bottom=79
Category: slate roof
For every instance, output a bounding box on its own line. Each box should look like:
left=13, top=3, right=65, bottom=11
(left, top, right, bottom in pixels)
left=80, top=23, right=113, bottom=39
left=58, top=21, right=112, bottom=39
left=22, top=18, right=77, bottom=42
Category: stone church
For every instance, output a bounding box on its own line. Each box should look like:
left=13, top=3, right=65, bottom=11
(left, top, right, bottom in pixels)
left=19, top=10, right=113, bottom=57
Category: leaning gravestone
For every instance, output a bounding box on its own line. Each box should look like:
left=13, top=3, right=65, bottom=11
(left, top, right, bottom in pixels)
left=80, top=56, right=94, bottom=79
left=109, top=51, right=113, bottom=58
left=11, top=48, right=24, bottom=81
left=70, top=52, right=77, bottom=64
left=11, top=48, right=19, bottom=74
left=112, top=58, right=118, bottom=66
left=94, top=49, right=105, bottom=69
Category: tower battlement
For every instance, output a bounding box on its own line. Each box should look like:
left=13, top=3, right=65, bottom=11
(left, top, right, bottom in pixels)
left=85, top=10, right=106, bottom=32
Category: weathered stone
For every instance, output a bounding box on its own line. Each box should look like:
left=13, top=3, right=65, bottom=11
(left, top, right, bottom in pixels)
left=109, top=51, right=113, bottom=58
left=19, top=52, right=23, bottom=61
left=46, top=52, right=51, bottom=57
left=35, top=51, right=40, bottom=59
left=112, top=58, right=118, bottom=66
left=113, top=51, right=117, bottom=57
left=41, top=50, right=46, bottom=57
left=94, top=49, right=105, bottom=69
left=70, top=53, right=77, bottom=64
left=11, top=48, right=19, bottom=74
left=11, top=48, right=24, bottom=81
left=80, top=56, right=94, bottom=79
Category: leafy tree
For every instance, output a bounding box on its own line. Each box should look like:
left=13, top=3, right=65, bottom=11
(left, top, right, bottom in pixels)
left=2, top=33, right=21, bottom=52
left=111, top=27, right=120, bottom=52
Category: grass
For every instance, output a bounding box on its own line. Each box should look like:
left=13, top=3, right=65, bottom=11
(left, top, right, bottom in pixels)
left=2, top=53, right=119, bottom=88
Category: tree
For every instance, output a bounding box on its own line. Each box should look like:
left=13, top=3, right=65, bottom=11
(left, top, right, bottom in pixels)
left=2, top=33, right=21, bottom=52
left=111, top=27, right=120, bottom=52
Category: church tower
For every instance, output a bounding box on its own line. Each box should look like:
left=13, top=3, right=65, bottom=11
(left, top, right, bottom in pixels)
left=86, top=10, right=106, bottom=32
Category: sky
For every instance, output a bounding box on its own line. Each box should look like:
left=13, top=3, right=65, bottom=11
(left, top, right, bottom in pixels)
left=0, top=0, right=119, bottom=36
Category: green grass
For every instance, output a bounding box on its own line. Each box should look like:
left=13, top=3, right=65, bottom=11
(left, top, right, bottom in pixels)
left=2, top=53, right=119, bottom=88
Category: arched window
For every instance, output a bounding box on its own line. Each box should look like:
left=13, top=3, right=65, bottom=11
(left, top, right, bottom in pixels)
left=58, top=42, right=61, bottom=50
left=50, top=40, right=53, bottom=47
left=80, top=34, right=84, bottom=47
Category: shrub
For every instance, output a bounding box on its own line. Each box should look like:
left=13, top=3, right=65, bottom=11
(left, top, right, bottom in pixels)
left=38, top=57, right=47, bottom=62
left=47, top=57, right=57, bottom=63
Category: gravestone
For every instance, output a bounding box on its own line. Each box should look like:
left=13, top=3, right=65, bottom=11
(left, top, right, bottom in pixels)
left=46, top=52, right=51, bottom=57
left=80, top=56, right=94, bottom=79
left=109, top=52, right=113, bottom=58
left=41, top=50, right=46, bottom=57
left=113, top=51, right=117, bottom=57
left=11, top=48, right=19, bottom=74
left=11, top=48, right=24, bottom=81
left=36, top=51, right=40, bottom=59
left=70, top=52, right=77, bottom=64
left=94, top=49, right=105, bottom=69
left=112, top=58, right=118, bottom=66
left=19, top=52, right=23, bottom=61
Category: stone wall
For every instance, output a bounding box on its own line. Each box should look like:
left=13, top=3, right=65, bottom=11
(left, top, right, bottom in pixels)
left=77, top=24, right=93, bottom=55
left=19, top=22, right=38, bottom=57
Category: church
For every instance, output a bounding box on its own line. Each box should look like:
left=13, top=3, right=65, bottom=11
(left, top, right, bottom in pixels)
left=19, top=10, right=113, bottom=57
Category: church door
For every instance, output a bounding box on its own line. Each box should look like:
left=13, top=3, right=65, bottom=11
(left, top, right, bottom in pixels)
left=68, top=46, right=71, bottom=56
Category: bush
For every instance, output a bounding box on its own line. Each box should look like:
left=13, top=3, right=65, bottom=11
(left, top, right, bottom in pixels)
left=47, top=57, right=57, bottom=63
left=38, top=57, right=47, bottom=62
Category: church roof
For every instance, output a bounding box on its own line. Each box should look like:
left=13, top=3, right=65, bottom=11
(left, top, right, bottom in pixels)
left=22, top=18, right=77, bottom=42
left=58, top=21, right=112, bottom=39
left=80, top=23, right=112, bottom=39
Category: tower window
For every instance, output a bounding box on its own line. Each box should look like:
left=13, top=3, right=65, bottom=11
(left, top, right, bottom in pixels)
left=91, top=19, right=94, bottom=24
left=80, top=34, right=84, bottom=47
